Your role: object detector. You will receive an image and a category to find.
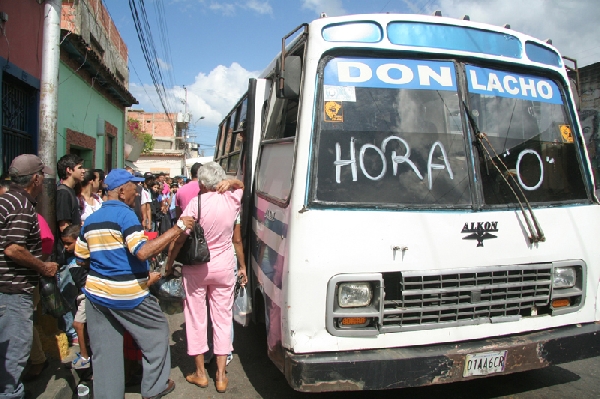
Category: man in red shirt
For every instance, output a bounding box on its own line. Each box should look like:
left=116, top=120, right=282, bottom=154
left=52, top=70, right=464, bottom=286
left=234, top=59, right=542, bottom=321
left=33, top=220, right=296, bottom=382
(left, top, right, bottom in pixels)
left=175, top=163, right=202, bottom=218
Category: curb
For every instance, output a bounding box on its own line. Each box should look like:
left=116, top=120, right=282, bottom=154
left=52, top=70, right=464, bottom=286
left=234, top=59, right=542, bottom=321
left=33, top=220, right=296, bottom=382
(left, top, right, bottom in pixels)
left=39, top=378, right=73, bottom=399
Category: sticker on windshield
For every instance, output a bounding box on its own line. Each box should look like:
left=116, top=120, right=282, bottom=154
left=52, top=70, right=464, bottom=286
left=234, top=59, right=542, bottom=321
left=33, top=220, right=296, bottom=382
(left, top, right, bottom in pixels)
left=325, top=101, right=343, bottom=122
left=324, top=58, right=457, bottom=91
left=324, top=85, right=356, bottom=102
left=559, top=125, right=573, bottom=143
left=466, top=65, right=562, bottom=104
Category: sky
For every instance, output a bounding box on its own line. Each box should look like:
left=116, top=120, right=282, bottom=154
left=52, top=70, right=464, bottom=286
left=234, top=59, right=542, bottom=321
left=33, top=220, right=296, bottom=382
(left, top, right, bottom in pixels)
left=104, top=0, right=600, bottom=156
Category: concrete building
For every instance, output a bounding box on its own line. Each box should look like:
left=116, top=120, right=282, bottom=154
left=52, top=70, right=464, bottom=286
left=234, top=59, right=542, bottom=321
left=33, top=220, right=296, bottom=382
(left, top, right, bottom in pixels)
left=58, top=0, right=136, bottom=171
left=0, top=1, right=45, bottom=175
left=128, top=110, right=199, bottom=176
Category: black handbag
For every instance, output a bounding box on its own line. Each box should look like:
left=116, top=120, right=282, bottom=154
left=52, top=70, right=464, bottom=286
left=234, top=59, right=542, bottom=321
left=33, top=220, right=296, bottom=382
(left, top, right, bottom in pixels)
left=175, top=193, right=210, bottom=264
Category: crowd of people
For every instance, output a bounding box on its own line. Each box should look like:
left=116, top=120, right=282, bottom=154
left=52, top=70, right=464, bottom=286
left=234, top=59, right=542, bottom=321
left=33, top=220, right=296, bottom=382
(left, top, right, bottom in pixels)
left=0, top=153, right=247, bottom=399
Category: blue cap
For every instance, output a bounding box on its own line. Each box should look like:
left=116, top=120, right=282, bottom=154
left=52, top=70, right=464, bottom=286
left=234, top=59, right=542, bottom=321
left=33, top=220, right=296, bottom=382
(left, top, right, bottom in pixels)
left=105, top=169, right=145, bottom=191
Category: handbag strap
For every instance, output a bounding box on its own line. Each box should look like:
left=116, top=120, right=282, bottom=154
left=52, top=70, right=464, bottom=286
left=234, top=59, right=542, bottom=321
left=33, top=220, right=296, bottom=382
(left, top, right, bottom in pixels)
left=196, top=191, right=201, bottom=223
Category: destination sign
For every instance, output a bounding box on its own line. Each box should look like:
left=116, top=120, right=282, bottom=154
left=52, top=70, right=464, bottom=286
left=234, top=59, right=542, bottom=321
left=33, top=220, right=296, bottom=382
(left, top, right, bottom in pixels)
left=323, top=58, right=457, bottom=91
left=466, top=65, right=562, bottom=104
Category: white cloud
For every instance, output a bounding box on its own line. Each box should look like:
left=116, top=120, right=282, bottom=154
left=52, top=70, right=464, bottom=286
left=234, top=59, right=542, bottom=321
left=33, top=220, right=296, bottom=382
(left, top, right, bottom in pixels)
left=156, top=58, right=172, bottom=71
left=301, top=0, right=346, bottom=17
left=209, top=3, right=236, bottom=16
left=426, top=0, right=600, bottom=67
left=129, top=63, right=259, bottom=153
left=208, top=1, right=272, bottom=16
left=243, top=0, right=273, bottom=15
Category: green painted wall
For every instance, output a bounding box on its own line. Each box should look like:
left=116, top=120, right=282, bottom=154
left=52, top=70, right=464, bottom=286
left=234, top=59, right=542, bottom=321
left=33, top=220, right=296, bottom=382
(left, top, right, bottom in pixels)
left=57, top=61, right=125, bottom=169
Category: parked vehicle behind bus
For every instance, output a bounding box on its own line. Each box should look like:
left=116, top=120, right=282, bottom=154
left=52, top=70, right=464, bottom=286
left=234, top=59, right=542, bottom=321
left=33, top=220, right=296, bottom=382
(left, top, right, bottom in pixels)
left=214, top=12, right=600, bottom=392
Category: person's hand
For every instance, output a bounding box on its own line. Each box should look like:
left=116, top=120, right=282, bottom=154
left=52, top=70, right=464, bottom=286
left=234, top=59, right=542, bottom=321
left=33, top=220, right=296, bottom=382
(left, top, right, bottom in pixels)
left=147, top=271, right=161, bottom=286
left=237, top=267, right=247, bottom=286
left=215, top=179, right=231, bottom=193
left=42, top=262, right=59, bottom=277
left=178, top=216, right=195, bottom=230
left=164, top=266, right=174, bottom=277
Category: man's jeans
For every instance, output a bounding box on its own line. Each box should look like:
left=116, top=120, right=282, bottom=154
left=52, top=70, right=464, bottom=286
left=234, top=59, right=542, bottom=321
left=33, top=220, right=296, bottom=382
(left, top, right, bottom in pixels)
left=0, top=292, right=34, bottom=399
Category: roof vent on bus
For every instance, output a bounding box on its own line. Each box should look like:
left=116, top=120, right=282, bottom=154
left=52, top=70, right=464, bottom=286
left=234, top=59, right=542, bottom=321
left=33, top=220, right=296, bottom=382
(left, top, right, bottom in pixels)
left=462, top=15, right=470, bottom=20
left=433, top=10, right=442, bottom=16
left=545, top=38, right=553, bottom=44
left=320, top=12, right=327, bottom=18
left=503, top=24, right=511, bottom=29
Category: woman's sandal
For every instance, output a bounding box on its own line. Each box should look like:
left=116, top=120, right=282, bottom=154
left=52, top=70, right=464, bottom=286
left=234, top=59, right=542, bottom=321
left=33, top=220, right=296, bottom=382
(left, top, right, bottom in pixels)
left=215, top=376, right=228, bottom=393
left=185, top=371, right=208, bottom=388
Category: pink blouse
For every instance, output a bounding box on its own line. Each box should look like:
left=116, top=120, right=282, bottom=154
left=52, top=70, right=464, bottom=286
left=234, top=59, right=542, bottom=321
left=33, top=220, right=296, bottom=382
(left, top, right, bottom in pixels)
left=181, top=189, right=242, bottom=270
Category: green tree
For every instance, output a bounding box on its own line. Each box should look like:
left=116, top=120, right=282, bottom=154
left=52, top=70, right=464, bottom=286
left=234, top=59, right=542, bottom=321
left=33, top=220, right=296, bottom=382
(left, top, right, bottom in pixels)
left=141, top=132, right=155, bottom=153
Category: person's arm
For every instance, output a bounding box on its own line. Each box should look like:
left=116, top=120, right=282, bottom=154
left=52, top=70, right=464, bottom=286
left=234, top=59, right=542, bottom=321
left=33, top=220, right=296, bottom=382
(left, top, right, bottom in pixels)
left=174, top=191, right=183, bottom=219
left=134, top=217, right=194, bottom=261
left=141, top=203, right=151, bottom=231
left=232, top=223, right=247, bottom=286
left=4, top=244, right=58, bottom=277
left=58, top=220, right=71, bottom=233
left=215, top=178, right=244, bottom=193
left=165, top=232, right=187, bottom=275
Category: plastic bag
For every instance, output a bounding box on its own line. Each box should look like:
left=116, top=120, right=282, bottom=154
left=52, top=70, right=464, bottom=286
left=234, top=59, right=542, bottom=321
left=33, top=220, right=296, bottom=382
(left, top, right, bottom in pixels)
left=233, top=285, right=251, bottom=327
left=39, top=276, right=70, bottom=318
left=149, top=275, right=185, bottom=301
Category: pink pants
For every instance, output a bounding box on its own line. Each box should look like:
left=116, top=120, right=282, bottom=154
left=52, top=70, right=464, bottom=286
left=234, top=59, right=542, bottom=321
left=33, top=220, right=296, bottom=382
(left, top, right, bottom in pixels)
left=182, top=265, right=235, bottom=356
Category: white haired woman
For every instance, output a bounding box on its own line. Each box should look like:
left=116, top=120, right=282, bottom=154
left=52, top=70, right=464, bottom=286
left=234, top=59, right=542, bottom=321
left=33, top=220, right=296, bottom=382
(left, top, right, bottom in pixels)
left=165, top=162, right=246, bottom=393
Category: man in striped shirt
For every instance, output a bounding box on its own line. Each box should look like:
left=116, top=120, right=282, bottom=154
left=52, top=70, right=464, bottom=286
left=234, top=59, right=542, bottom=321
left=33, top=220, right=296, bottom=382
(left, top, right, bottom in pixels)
left=0, top=154, right=58, bottom=399
left=75, top=169, right=193, bottom=399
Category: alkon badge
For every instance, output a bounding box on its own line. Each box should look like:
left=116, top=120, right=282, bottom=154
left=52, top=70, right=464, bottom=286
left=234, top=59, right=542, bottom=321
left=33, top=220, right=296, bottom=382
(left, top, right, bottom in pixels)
left=462, top=222, right=498, bottom=247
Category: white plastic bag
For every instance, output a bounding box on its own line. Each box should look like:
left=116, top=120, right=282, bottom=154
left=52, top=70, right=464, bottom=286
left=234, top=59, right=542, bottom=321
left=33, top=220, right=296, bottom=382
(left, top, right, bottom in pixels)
left=233, top=285, right=252, bottom=327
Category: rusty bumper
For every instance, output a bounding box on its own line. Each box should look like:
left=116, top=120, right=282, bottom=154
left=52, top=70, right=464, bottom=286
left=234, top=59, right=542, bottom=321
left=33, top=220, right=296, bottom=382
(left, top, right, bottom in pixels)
left=284, top=322, right=600, bottom=392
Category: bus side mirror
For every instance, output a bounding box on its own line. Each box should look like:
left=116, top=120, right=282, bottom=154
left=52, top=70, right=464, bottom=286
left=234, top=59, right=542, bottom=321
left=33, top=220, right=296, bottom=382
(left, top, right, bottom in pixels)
left=276, top=56, right=301, bottom=99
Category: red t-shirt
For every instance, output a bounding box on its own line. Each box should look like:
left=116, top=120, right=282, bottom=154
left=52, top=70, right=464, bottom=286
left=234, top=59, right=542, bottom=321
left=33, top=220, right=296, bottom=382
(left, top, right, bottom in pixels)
left=37, top=214, right=54, bottom=256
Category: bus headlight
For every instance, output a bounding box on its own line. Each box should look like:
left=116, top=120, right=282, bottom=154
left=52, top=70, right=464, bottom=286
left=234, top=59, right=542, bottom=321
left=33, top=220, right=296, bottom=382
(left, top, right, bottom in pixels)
left=553, top=267, right=576, bottom=288
left=338, top=282, right=373, bottom=308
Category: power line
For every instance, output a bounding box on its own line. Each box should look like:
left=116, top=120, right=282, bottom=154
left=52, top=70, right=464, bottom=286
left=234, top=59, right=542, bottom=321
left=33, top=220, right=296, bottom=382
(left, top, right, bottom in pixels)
left=128, top=0, right=175, bottom=127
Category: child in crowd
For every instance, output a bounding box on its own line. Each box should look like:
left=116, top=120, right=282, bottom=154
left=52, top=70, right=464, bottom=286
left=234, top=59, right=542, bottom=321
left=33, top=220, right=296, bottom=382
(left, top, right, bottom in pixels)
left=61, top=225, right=91, bottom=370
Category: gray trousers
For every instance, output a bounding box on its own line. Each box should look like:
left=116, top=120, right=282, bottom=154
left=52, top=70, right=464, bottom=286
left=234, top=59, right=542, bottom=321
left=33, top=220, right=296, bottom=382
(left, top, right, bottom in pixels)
left=0, top=292, right=33, bottom=399
left=87, top=295, right=171, bottom=399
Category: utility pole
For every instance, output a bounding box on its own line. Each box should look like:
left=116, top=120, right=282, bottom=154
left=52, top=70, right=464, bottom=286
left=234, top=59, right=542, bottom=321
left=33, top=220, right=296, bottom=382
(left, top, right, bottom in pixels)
left=38, top=0, right=61, bottom=232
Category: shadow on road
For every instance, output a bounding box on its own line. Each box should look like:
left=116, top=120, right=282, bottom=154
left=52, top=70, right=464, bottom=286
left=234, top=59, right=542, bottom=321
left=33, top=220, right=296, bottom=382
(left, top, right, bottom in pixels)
left=234, top=320, right=582, bottom=399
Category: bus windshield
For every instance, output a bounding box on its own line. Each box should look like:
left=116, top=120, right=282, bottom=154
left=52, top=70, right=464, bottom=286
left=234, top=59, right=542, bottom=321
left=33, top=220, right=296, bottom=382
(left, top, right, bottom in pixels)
left=465, top=65, right=588, bottom=205
left=312, top=56, right=588, bottom=208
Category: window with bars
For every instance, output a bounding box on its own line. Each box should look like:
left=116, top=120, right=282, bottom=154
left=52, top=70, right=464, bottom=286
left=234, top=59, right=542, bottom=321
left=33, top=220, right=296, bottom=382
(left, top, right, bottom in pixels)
left=2, top=74, right=36, bottom=174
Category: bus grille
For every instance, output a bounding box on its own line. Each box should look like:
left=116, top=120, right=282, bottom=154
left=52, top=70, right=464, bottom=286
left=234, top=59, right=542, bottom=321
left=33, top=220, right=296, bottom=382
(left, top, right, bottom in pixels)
left=380, top=265, right=552, bottom=332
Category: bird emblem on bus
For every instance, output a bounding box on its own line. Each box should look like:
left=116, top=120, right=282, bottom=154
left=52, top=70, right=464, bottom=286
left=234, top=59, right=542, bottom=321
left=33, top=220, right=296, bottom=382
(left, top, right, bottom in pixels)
left=462, top=221, right=498, bottom=247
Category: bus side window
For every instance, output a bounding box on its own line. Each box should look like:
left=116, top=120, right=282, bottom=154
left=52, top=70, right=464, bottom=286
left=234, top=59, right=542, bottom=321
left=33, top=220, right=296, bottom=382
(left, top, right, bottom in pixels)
left=264, top=97, right=299, bottom=140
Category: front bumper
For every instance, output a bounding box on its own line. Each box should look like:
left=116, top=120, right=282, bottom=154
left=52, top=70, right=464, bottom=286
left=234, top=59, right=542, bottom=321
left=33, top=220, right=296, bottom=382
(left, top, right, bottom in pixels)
left=284, top=322, right=600, bottom=392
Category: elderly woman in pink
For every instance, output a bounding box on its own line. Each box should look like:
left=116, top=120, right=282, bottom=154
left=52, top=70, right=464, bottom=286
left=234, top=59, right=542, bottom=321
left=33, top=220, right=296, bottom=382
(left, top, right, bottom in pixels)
left=165, top=162, right=245, bottom=393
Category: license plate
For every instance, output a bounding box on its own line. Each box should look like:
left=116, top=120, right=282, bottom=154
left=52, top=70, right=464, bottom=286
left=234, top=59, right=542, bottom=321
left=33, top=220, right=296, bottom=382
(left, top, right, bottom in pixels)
left=463, top=350, right=507, bottom=377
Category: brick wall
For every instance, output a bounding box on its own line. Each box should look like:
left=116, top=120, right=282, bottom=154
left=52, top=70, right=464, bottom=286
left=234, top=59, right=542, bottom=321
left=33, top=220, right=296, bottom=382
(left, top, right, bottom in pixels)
left=128, top=111, right=176, bottom=138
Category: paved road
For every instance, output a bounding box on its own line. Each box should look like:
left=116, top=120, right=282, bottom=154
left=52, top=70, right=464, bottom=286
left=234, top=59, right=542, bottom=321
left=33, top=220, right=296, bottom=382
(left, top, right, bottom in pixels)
left=120, top=312, right=600, bottom=399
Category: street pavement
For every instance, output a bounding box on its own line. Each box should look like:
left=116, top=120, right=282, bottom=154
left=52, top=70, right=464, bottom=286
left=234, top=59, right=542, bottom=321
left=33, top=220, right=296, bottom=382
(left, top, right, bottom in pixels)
left=25, top=311, right=600, bottom=398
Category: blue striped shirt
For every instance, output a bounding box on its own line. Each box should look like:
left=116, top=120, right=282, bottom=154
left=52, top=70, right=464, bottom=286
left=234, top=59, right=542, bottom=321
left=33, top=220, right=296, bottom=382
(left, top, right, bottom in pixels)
left=75, top=200, right=149, bottom=309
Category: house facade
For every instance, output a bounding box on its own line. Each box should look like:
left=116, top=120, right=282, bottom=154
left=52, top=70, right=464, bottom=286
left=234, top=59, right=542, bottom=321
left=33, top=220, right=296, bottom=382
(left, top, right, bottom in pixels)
left=0, top=1, right=45, bottom=175
left=59, top=0, right=136, bottom=171
left=128, top=110, right=198, bottom=176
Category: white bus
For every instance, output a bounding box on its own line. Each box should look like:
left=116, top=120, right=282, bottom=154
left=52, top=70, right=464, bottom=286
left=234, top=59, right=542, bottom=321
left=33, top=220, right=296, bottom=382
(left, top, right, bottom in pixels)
left=214, top=12, right=600, bottom=392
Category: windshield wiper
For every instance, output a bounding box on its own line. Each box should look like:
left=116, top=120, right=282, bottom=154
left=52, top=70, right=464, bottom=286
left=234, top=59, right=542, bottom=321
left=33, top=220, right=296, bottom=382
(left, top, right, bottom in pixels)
left=463, top=101, right=545, bottom=244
